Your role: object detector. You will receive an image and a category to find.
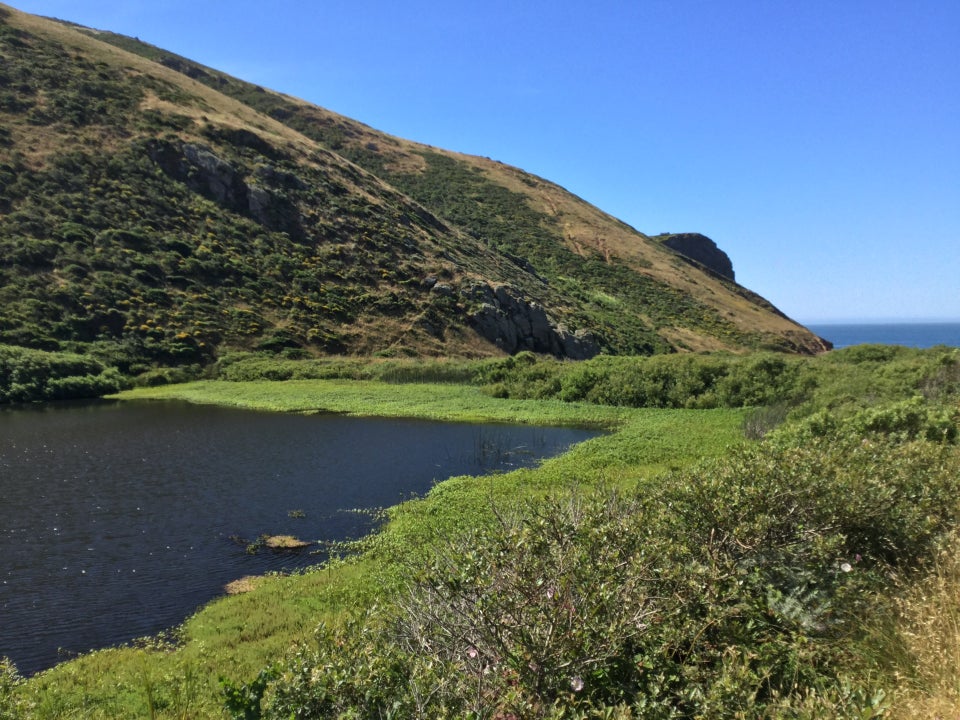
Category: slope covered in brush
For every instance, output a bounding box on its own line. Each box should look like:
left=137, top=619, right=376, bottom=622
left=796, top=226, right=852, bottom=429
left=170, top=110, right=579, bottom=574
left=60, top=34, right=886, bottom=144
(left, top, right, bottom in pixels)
left=0, top=4, right=828, bottom=382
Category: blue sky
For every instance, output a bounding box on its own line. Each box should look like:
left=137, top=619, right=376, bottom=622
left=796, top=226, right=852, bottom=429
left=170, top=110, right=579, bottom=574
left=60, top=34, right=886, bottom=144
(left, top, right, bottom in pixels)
left=11, top=1, right=960, bottom=322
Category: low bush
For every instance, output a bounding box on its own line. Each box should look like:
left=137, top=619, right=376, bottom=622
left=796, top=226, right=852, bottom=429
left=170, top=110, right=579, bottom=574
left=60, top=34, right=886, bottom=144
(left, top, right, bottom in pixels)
left=477, top=347, right=960, bottom=423
left=478, top=352, right=810, bottom=409
left=0, top=343, right=127, bottom=403
left=774, top=396, right=958, bottom=446
left=261, top=422, right=960, bottom=718
left=0, top=658, right=25, bottom=720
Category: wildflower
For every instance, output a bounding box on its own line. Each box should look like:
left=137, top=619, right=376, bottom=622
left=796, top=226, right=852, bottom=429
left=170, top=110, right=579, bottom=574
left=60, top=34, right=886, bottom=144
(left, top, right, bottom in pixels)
left=570, top=675, right=584, bottom=692
left=840, top=562, right=852, bottom=573
left=466, top=646, right=478, bottom=659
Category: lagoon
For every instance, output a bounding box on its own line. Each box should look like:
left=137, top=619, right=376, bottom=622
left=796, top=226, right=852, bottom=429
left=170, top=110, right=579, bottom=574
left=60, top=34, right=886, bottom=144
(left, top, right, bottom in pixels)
left=0, top=400, right=598, bottom=675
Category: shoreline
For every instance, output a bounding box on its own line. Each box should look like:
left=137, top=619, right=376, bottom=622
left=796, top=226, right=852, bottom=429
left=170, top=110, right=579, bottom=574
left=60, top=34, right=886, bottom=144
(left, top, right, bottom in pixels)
left=18, top=380, right=748, bottom=709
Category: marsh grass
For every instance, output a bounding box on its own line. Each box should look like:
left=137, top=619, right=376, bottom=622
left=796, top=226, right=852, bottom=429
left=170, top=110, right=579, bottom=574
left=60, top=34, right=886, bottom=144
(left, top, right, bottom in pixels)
left=114, top=379, right=635, bottom=428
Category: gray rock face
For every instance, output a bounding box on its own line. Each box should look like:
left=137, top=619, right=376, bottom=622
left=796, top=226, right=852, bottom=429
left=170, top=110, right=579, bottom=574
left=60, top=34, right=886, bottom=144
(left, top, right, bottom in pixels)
left=147, top=140, right=304, bottom=239
left=658, top=233, right=735, bottom=281
left=464, top=283, right=600, bottom=359
left=180, top=143, right=249, bottom=210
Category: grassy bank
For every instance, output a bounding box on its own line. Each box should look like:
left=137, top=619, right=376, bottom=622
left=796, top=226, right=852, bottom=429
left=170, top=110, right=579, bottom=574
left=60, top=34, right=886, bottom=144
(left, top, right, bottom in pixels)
left=114, top=379, right=633, bottom=428
left=8, top=380, right=747, bottom=718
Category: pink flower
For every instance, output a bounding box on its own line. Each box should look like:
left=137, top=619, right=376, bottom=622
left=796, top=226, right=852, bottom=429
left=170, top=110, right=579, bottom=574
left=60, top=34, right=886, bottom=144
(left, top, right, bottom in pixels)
left=466, top=646, right=478, bottom=659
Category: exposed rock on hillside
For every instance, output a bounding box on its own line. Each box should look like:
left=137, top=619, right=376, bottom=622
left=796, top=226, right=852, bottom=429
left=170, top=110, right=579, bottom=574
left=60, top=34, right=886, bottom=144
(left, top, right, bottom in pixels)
left=147, top=140, right=304, bottom=239
left=655, top=233, right=735, bottom=281
left=465, top=283, right=600, bottom=359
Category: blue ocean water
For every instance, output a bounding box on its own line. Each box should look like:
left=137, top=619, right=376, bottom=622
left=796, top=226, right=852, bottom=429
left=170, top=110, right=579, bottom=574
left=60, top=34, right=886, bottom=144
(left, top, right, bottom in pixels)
left=806, top=322, right=960, bottom=350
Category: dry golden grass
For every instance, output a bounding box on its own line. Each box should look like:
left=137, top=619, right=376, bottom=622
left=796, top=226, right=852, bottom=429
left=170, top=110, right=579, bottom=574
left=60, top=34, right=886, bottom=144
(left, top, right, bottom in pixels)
left=659, top=325, right=742, bottom=353
left=223, top=575, right=261, bottom=595
left=263, top=535, right=309, bottom=549
left=886, top=534, right=960, bottom=719
left=459, top=151, right=823, bottom=349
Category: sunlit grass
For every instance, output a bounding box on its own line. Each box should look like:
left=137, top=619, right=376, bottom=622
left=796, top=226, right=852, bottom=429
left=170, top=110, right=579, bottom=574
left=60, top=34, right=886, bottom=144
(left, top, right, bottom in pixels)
left=114, top=379, right=636, bottom=428
left=882, top=533, right=960, bottom=718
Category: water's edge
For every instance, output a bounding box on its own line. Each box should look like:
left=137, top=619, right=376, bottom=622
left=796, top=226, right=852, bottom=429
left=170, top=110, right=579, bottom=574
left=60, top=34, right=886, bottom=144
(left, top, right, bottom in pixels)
left=0, top=399, right=600, bottom=675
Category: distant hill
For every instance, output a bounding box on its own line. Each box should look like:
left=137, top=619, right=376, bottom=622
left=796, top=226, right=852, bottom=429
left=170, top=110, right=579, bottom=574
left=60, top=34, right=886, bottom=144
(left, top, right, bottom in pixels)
left=0, top=4, right=829, bottom=377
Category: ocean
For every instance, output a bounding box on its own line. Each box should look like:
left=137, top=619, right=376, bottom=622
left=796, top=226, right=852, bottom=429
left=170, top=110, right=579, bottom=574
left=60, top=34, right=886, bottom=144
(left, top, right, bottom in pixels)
left=805, top=322, right=960, bottom=350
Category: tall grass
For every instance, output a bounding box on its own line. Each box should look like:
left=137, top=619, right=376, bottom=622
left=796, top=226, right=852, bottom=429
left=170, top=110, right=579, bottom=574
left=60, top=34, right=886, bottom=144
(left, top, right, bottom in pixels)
left=880, top=533, right=960, bottom=718
left=115, top=379, right=634, bottom=428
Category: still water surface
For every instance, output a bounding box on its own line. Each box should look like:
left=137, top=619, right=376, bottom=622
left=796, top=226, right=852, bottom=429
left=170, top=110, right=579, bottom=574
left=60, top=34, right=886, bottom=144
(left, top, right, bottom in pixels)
left=0, top=400, right=599, bottom=675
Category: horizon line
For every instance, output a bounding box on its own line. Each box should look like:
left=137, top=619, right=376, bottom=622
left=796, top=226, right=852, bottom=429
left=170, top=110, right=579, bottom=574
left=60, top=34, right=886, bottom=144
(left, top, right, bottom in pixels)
left=800, top=318, right=960, bottom=326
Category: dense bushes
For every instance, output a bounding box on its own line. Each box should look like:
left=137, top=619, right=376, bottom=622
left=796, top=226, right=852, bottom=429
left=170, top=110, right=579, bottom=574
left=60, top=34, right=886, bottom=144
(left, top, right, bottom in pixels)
left=477, top=347, right=960, bottom=419
left=260, top=418, right=960, bottom=718
left=0, top=343, right=126, bottom=403
left=478, top=352, right=808, bottom=408
left=214, top=352, right=492, bottom=384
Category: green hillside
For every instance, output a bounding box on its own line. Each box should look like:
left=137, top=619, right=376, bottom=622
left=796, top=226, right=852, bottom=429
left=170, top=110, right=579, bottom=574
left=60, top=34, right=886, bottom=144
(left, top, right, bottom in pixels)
left=0, top=4, right=828, bottom=390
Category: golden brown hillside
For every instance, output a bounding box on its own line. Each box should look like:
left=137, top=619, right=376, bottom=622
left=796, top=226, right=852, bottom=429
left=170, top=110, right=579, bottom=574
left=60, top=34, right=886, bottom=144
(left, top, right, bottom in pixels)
left=0, top=3, right=829, bottom=372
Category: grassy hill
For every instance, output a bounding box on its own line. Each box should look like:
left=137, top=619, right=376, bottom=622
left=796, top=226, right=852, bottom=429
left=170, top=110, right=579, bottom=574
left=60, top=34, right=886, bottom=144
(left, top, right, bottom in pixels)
left=0, top=4, right=828, bottom=385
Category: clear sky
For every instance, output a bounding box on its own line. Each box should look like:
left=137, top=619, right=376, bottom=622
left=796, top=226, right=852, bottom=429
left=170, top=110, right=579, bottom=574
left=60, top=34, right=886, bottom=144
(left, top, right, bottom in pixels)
left=10, top=1, right=960, bottom=322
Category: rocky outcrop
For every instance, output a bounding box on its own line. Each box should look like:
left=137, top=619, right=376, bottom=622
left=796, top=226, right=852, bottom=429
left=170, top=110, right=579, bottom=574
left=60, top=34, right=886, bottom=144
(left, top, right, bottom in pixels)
left=463, top=283, right=600, bottom=359
left=146, top=139, right=304, bottom=239
left=657, top=233, right=735, bottom=281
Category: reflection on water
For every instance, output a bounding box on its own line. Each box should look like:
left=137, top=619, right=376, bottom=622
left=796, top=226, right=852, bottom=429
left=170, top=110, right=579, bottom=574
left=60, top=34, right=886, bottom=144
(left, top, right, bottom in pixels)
left=0, top=400, right=598, bottom=675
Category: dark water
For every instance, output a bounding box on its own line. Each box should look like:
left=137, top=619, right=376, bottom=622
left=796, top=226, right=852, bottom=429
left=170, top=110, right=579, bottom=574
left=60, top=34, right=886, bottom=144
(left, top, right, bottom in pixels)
left=0, top=400, right=598, bottom=675
left=807, top=322, right=960, bottom=350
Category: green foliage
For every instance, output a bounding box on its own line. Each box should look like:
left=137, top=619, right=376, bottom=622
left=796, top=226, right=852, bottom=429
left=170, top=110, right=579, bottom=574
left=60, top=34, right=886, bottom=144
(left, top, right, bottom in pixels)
left=247, top=386, right=959, bottom=718
left=0, top=22, right=144, bottom=129
left=475, top=347, right=960, bottom=427
left=0, top=343, right=127, bottom=403
left=477, top=352, right=809, bottom=409
left=263, top=422, right=960, bottom=718
left=778, top=397, right=958, bottom=446
left=0, top=657, right=25, bottom=720
left=805, top=346, right=960, bottom=413
left=213, top=353, right=491, bottom=385
left=221, top=669, right=277, bottom=720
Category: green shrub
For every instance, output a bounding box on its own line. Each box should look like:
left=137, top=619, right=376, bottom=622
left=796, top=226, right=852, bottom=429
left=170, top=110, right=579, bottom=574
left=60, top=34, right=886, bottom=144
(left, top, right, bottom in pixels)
left=0, top=343, right=127, bottom=403
left=478, top=352, right=809, bottom=410
left=0, top=658, right=25, bottom=720
left=259, top=409, right=960, bottom=718
left=777, top=397, right=958, bottom=446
